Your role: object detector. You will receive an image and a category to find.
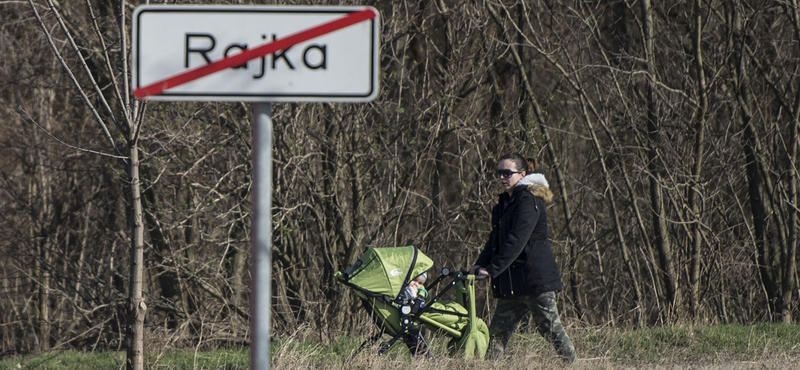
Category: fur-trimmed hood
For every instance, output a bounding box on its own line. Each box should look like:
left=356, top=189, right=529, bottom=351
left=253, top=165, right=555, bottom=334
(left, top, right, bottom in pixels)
left=516, top=173, right=554, bottom=203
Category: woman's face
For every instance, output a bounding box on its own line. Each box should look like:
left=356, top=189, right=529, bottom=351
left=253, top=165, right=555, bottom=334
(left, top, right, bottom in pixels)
left=497, top=159, right=525, bottom=193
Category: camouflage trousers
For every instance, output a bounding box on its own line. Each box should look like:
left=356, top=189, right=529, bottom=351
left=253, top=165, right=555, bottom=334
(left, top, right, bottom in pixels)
left=487, top=291, right=576, bottom=362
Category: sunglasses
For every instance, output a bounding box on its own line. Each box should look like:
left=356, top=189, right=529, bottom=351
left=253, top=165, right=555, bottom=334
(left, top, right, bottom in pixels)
left=496, top=169, right=522, bottom=178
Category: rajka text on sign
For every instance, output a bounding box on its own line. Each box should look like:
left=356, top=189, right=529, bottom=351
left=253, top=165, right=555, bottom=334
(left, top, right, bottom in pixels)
left=185, top=33, right=327, bottom=80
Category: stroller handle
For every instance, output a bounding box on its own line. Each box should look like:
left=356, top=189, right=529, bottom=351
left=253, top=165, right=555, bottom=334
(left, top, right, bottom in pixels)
left=456, top=270, right=489, bottom=281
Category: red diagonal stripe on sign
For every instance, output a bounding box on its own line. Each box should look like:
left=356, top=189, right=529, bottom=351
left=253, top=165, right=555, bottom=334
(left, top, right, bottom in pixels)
left=134, top=8, right=376, bottom=99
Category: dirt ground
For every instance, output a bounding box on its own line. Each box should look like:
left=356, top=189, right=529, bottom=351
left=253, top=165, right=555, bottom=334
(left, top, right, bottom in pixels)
left=566, top=357, right=798, bottom=370
left=331, top=354, right=800, bottom=370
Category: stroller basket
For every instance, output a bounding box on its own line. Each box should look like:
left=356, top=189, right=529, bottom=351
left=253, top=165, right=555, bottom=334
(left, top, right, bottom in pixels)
left=334, top=246, right=489, bottom=359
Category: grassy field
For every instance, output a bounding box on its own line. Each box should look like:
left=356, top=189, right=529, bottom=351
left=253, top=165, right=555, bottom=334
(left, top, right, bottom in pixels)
left=2, top=324, right=799, bottom=369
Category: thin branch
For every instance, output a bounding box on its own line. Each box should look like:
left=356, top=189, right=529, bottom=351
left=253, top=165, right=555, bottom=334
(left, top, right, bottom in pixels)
left=83, top=0, right=126, bottom=121
left=44, top=0, right=123, bottom=134
left=27, top=0, right=127, bottom=165
left=18, top=106, right=127, bottom=160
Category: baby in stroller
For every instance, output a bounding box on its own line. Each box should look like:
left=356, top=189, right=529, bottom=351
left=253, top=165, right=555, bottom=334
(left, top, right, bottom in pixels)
left=334, top=246, right=489, bottom=359
left=398, top=272, right=428, bottom=305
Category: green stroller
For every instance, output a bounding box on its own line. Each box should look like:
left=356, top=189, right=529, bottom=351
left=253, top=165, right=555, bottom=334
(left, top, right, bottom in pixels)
left=334, top=246, right=489, bottom=359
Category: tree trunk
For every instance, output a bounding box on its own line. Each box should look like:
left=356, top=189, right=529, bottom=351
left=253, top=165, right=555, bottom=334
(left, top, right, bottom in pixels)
left=688, top=0, right=708, bottom=320
left=126, top=141, right=146, bottom=370
left=32, top=84, right=55, bottom=351
left=142, top=183, right=183, bottom=328
left=729, top=1, right=779, bottom=320
left=780, top=0, right=800, bottom=324
left=640, top=0, right=679, bottom=319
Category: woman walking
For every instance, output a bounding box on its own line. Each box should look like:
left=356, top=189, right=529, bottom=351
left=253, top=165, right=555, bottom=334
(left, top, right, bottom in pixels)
left=470, top=153, right=575, bottom=362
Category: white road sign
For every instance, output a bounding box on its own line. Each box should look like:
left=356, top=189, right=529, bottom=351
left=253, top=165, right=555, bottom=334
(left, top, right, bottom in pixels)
left=132, top=5, right=380, bottom=102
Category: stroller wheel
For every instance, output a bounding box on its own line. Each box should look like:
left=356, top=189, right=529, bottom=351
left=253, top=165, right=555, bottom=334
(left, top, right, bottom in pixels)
left=403, top=332, right=431, bottom=357
left=378, top=342, right=391, bottom=356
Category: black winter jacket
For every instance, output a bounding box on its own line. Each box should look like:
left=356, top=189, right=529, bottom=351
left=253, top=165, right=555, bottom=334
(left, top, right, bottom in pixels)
left=475, top=180, right=563, bottom=298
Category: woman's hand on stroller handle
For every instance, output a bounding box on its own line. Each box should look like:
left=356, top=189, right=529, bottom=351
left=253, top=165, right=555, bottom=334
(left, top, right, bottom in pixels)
left=473, top=270, right=489, bottom=280
left=464, top=265, right=490, bottom=280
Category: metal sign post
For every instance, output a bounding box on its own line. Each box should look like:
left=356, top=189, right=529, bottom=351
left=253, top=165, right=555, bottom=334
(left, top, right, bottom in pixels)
left=251, top=103, right=272, bottom=369
left=131, top=6, right=379, bottom=370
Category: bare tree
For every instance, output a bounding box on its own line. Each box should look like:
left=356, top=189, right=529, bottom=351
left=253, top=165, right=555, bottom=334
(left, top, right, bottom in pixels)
left=26, top=0, right=147, bottom=367
left=687, top=0, right=709, bottom=320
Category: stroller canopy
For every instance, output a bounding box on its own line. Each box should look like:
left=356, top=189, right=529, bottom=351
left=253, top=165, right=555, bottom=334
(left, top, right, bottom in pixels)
left=340, top=246, right=433, bottom=299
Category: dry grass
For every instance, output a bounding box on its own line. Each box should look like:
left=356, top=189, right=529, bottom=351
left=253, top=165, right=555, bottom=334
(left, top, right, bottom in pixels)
left=2, top=324, right=798, bottom=369
left=272, top=346, right=800, bottom=370
left=269, top=323, right=800, bottom=370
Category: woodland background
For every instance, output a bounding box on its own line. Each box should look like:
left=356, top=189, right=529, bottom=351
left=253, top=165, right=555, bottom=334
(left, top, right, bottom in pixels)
left=1, top=0, right=799, bottom=359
